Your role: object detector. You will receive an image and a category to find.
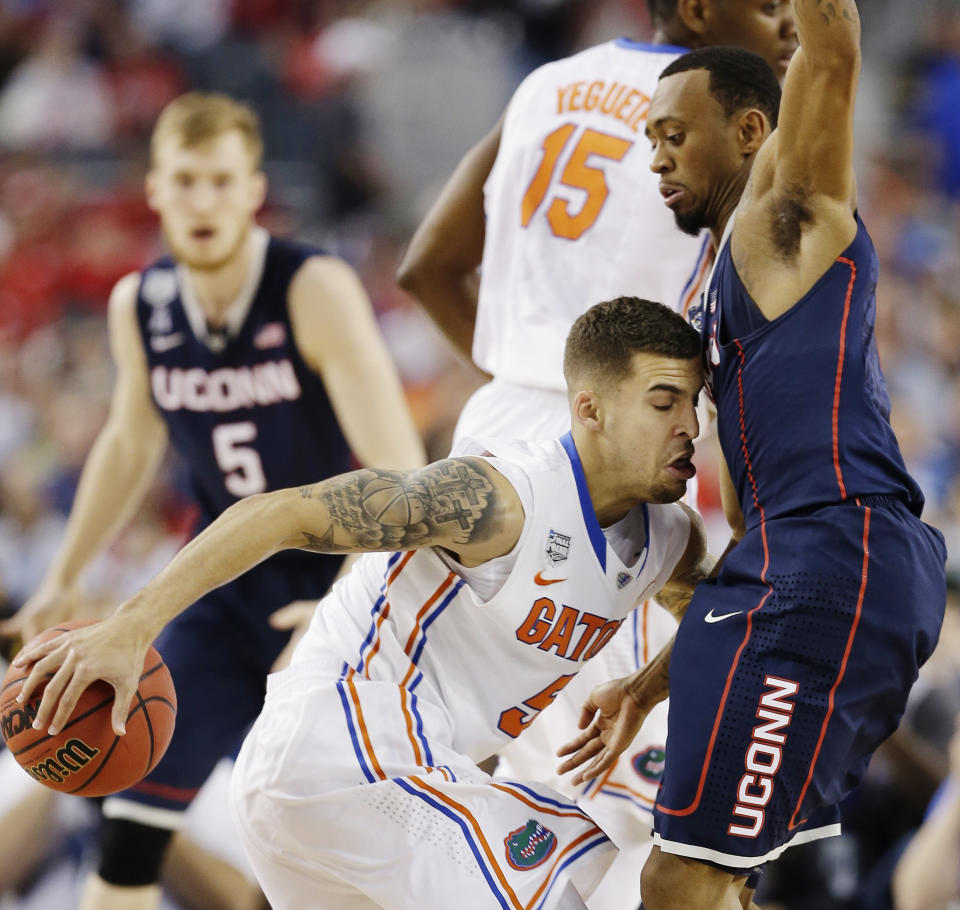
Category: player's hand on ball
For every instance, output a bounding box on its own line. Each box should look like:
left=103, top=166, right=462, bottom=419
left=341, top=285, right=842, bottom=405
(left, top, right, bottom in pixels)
left=13, top=615, right=151, bottom=737
left=556, top=678, right=650, bottom=785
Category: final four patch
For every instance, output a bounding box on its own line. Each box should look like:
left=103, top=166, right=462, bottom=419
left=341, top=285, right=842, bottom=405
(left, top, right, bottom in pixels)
left=632, top=746, right=666, bottom=782
left=504, top=819, right=558, bottom=870
left=546, top=530, right=571, bottom=564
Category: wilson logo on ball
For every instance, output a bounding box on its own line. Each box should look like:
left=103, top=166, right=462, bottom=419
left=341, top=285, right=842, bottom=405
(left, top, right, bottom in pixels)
left=1, top=702, right=38, bottom=739
left=26, top=738, right=100, bottom=784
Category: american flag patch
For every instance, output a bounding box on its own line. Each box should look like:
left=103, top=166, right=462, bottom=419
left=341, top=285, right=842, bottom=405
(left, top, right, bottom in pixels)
left=253, top=321, right=286, bottom=349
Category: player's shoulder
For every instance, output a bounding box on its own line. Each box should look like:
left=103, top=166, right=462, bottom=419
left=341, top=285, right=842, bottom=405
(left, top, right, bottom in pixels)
left=646, top=499, right=695, bottom=545
left=268, top=231, right=326, bottom=262
left=452, top=436, right=568, bottom=481
left=509, top=39, right=619, bottom=96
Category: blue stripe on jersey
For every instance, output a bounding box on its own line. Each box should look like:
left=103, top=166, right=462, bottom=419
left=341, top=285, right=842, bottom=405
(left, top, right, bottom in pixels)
left=408, top=579, right=466, bottom=666
left=409, top=692, right=435, bottom=768
left=635, top=503, right=651, bottom=576
left=408, top=670, right=424, bottom=693
left=496, top=781, right=585, bottom=815
left=678, top=234, right=711, bottom=310
left=632, top=610, right=641, bottom=670
left=392, top=779, right=513, bottom=910
left=355, top=590, right=388, bottom=675
left=336, top=681, right=376, bottom=784
left=532, top=833, right=611, bottom=910
left=597, top=787, right=655, bottom=813
left=440, top=765, right=458, bottom=783
left=355, top=553, right=404, bottom=674
left=615, top=38, right=688, bottom=54
left=580, top=777, right=600, bottom=798
left=560, top=432, right=607, bottom=572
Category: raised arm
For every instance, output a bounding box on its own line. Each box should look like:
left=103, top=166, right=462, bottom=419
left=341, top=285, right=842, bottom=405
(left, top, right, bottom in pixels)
left=288, top=255, right=426, bottom=471
left=773, top=0, right=860, bottom=206
left=0, top=274, right=169, bottom=642
left=15, top=457, right=524, bottom=734
left=396, top=119, right=502, bottom=363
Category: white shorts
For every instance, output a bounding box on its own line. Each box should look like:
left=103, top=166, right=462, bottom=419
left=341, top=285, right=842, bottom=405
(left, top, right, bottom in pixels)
left=497, top=603, right=677, bottom=910
left=231, top=666, right=615, bottom=910
left=453, top=379, right=570, bottom=445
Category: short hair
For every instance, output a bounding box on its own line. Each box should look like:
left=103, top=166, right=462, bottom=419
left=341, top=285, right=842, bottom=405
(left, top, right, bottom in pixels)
left=660, top=46, right=781, bottom=128
left=150, top=92, right=264, bottom=169
left=646, top=0, right=678, bottom=24
left=564, top=296, right=700, bottom=389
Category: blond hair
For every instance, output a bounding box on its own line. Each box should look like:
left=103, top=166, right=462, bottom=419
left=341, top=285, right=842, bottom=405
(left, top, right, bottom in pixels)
left=150, top=92, right=263, bottom=169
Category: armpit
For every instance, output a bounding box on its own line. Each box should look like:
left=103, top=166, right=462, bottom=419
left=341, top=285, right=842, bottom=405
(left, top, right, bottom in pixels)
left=769, top=192, right=814, bottom=260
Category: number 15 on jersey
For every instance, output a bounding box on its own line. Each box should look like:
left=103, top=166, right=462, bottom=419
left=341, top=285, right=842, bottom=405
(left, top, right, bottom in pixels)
left=521, top=125, right=633, bottom=241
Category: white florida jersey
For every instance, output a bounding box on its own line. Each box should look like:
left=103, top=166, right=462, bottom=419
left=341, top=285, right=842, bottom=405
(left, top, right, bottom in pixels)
left=295, top=434, right=691, bottom=761
left=474, top=39, right=712, bottom=390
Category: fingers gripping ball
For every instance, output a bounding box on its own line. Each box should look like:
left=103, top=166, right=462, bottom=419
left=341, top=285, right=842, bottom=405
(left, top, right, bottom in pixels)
left=0, top=621, right=177, bottom=797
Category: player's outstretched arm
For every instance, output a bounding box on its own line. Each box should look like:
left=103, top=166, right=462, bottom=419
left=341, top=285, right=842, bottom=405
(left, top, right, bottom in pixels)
left=556, top=511, right=712, bottom=783
left=14, top=457, right=524, bottom=735
left=0, top=275, right=169, bottom=643
left=288, top=255, right=426, bottom=472
left=396, top=118, right=502, bottom=363
left=772, top=0, right=860, bottom=207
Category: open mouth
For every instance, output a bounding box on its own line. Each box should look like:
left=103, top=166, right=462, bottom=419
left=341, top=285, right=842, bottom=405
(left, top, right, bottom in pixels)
left=667, top=452, right=696, bottom=480
left=191, top=227, right=216, bottom=241
left=660, top=185, right=685, bottom=209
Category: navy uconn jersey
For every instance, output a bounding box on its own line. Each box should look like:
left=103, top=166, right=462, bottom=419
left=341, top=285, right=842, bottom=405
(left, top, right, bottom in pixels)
left=697, top=215, right=924, bottom=526
left=135, top=232, right=351, bottom=617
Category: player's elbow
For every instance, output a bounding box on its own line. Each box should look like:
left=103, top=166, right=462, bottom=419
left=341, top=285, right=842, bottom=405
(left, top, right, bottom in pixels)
left=806, top=36, right=861, bottom=83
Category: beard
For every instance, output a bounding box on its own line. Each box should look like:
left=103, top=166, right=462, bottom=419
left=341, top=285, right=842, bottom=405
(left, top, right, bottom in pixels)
left=673, top=201, right=709, bottom=237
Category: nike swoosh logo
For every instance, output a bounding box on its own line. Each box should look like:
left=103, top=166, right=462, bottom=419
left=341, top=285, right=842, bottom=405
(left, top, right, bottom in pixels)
left=534, top=571, right=567, bottom=586
left=151, top=332, right=186, bottom=352
left=704, top=609, right=742, bottom=624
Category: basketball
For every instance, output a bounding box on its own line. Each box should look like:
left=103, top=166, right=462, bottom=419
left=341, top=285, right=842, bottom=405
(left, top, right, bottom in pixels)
left=0, top=620, right=177, bottom=797
left=361, top=477, right=427, bottom=526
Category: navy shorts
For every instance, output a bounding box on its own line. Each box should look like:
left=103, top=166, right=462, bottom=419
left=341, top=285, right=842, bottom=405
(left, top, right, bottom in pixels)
left=106, top=550, right=341, bottom=819
left=653, top=498, right=945, bottom=870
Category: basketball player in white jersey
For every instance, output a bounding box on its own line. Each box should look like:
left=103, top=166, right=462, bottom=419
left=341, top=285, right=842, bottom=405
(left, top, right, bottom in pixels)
left=18, top=298, right=707, bottom=910
left=397, top=5, right=796, bottom=907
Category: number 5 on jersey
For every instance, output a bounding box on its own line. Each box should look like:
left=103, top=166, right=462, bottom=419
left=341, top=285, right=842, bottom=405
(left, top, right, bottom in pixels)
left=521, top=125, right=633, bottom=241
left=213, top=421, right=267, bottom=497
left=498, top=673, right=577, bottom=738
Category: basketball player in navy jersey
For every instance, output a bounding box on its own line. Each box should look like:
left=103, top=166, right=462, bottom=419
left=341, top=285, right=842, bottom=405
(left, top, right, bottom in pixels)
left=0, top=93, right=425, bottom=910
left=558, top=4, right=948, bottom=909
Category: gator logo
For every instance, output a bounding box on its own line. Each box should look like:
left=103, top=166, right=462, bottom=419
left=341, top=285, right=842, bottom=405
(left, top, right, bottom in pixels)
left=632, top=746, right=666, bottom=782
left=504, top=819, right=558, bottom=870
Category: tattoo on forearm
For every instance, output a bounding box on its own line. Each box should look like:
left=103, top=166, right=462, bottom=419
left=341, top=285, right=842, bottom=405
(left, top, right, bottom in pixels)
left=298, top=459, right=497, bottom=553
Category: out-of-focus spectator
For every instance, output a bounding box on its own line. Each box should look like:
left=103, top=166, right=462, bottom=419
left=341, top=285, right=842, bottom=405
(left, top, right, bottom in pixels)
left=0, top=450, right=65, bottom=613
left=892, top=721, right=960, bottom=910
left=0, top=15, right=113, bottom=152
left=905, top=5, right=960, bottom=200
left=128, top=0, right=230, bottom=54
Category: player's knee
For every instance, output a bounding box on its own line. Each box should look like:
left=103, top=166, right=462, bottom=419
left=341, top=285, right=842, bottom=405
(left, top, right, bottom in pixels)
left=98, top=816, right=174, bottom=887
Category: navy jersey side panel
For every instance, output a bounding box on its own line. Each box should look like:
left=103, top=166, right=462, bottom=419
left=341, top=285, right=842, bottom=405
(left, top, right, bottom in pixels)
left=135, top=236, right=350, bottom=622
left=700, top=216, right=924, bottom=528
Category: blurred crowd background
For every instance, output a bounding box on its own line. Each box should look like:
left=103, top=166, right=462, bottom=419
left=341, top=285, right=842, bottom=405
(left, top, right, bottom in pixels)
left=0, top=1, right=958, bottom=908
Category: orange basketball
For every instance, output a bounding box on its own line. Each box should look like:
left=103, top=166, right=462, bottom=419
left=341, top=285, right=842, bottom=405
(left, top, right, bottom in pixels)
left=0, top=620, right=177, bottom=797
